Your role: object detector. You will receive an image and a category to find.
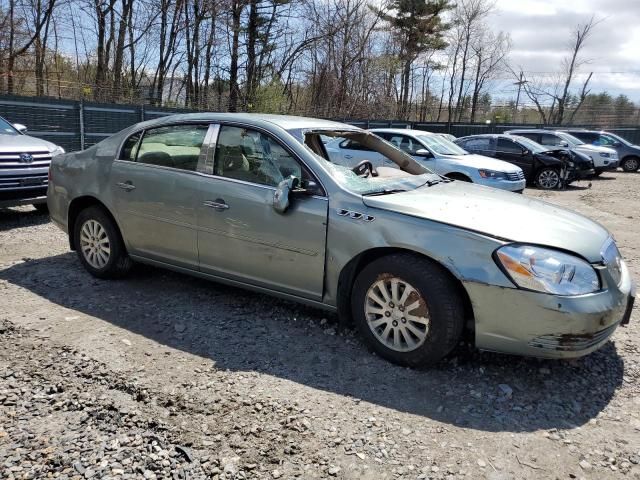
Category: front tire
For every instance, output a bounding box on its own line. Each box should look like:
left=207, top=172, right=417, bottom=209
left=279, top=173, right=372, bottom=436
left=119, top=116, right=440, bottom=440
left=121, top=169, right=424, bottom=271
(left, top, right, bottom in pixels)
left=535, top=167, right=560, bottom=190
left=74, top=206, right=132, bottom=279
left=621, top=157, right=639, bottom=172
left=351, top=254, right=464, bottom=367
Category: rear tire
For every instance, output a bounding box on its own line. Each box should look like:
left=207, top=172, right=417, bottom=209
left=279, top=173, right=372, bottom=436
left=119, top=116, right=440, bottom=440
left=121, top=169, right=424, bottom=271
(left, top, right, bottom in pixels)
left=535, top=167, right=561, bottom=190
left=351, top=254, right=464, bottom=367
left=621, top=157, right=639, bottom=172
left=73, top=206, right=132, bottom=279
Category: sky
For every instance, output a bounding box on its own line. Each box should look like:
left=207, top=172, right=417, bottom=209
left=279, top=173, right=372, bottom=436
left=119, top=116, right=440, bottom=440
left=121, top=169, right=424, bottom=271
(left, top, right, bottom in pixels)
left=491, top=0, right=640, bottom=102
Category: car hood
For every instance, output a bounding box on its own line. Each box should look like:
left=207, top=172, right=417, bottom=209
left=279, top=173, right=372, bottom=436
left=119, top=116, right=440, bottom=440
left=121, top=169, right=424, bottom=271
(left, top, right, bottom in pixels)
left=575, top=144, right=616, bottom=155
left=362, top=181, right=609, bottom=262
left=438, top=153, right=522, bottom=173
left=0, top=133, right=58, bottom=153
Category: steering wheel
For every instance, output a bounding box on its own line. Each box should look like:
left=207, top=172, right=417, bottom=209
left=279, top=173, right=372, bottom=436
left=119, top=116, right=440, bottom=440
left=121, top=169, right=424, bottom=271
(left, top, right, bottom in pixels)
left=352, top=160, right=378, bottom=178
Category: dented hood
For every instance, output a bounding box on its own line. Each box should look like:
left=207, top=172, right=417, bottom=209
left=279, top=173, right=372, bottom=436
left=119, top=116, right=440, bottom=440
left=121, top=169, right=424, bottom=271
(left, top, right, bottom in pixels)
left=362, top=181, right=609, bottom=262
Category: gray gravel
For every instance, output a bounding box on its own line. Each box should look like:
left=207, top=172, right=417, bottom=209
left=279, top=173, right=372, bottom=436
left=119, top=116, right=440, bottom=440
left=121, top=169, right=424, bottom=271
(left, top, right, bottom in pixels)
left=1, top=172, right=639, bottom=479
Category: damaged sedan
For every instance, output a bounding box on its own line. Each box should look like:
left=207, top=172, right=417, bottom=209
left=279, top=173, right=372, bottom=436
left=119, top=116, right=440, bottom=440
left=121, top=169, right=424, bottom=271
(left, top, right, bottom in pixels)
left=47, top=114, right=636, bottom=367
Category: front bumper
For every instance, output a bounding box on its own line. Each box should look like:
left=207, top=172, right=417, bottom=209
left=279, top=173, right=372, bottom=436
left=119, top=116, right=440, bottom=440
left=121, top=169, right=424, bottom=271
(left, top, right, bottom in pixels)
left=465, top=263, right=635, bottom=359
left=0, top=186, right=48, bottom=208
left=483, top=178, right=527, bottom=192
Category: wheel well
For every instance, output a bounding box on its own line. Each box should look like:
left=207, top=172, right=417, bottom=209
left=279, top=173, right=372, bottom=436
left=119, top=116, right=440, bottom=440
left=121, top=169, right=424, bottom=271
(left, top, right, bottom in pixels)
left=336, top=247, right=475, bottom=341
left=67, top=196, right=118, bottom=251
left=445, top=172, right=472, bottom=182
left=621, top=155, right=640, bottom=164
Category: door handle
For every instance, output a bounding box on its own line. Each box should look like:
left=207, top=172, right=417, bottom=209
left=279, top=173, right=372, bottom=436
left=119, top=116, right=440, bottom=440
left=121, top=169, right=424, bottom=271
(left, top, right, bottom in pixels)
left=344, top=154, right=353, bottom=159
left=203, top=200, right=229, bottom=211
left=116, top=181, right=136, bottom=191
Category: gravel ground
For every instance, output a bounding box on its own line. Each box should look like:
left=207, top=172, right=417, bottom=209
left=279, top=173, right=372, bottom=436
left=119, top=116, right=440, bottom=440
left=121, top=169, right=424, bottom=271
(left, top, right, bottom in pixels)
left=1, top=171, right=639, bottom=480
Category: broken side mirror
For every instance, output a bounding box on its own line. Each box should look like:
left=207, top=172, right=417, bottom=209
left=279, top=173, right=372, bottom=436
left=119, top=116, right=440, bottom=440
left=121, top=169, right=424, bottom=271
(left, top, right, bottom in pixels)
left=273, top=175, right=300, bottom=213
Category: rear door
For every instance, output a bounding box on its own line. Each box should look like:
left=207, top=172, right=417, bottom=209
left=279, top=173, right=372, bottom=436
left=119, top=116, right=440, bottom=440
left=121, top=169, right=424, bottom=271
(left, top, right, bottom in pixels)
left=111, top=123, right=213, bottom=269
left=334, top=138, right=385, bottom=168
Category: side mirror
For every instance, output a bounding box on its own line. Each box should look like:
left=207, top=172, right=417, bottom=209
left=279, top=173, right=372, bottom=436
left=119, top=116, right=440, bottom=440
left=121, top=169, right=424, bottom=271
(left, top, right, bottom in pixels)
left=13, top=123, right=27, bottom=134
left=414, top=148, right=432, bottom=158
left=613, top=141, right=622, bottom=147
left=560, top=141, right=569, bottom=147
left=521, top=149, right=529, bottom=156
left=273, top=175, right=300, bottom=214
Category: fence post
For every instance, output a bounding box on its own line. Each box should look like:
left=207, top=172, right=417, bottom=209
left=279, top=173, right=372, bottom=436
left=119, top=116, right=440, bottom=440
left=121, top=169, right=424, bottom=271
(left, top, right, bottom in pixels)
left=79, top=99, right=85, bottom=151
left=140, top=104, right=145, bottom=122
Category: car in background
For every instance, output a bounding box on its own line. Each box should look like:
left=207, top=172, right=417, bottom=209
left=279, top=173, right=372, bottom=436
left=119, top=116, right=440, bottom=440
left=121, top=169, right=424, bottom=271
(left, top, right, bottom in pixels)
left=325, top=128, right=526, bottom=192
left=48, top=113, right=635, bottom=367
left=455, top=134, right=589, bottom=190
left=0, top=116, right=65, bottom=212
left=562, top=129, right=640, bottom=172
left=506, top=129, right=618, bottom=176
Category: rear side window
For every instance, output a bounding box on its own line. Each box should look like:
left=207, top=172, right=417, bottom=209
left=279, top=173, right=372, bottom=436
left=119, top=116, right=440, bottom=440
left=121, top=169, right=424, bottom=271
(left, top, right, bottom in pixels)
left=539, top=133, right=563, bottom=146
left=514, top=132, right=538, bottom=142
left=463, top=137, right=491, bottom=151
left=339, top=139, right=374, bottom=151
left=497, top=138, right=522, bottom=154
left=136, top=124, right=209, bottom=171
left=570, top=131, right=597, bottom=143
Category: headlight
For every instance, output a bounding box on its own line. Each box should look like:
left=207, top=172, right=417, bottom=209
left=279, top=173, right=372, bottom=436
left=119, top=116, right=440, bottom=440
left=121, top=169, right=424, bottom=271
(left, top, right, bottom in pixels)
left=50, top=146, right=65, bottom=157
left=599, top=152, right=610, bottom=158
left=478, top=169, right=507, bottom=179
left=495, top=245, right=600, bottom=295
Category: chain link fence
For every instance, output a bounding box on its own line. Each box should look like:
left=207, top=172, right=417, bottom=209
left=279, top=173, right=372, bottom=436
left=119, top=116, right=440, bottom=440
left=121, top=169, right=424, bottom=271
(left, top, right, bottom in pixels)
left=0, top=93, right=638, bottom=152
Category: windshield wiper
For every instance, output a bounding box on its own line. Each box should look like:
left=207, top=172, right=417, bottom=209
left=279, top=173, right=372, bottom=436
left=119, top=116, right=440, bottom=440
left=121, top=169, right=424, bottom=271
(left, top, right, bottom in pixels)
left=363, top=188, right=409, bottom=196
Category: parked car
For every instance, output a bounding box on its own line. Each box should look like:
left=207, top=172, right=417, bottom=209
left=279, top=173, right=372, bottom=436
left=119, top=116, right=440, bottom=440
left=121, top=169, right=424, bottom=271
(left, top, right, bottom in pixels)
left=48, top=113, right=635, bottom=367
left=0, top=116, right=65, bottom=211
left=562, top=129, right=640, bottom=172
left=505, top=128, right=618, bottom=176
left=436, top=133, right=456, bottom=142
left=325, top=128, right=526, bottom=192
left=455, top=134, right=590, bottom=189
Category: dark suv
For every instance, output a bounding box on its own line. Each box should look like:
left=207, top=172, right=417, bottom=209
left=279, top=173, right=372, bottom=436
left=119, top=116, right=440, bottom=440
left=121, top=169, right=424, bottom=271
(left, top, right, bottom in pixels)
left=455, top=134, right=586, bottom=190
left=562, top=129, right=640, bottom=172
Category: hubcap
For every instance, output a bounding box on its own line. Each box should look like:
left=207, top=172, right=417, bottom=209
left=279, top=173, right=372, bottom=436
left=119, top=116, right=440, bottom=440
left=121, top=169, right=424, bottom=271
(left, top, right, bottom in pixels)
left=79, top=219, right=111, bottom=269
left=538, top=170, right=559, bottom=189
left=364, top=276, right=430, bottom=352
left=625, top=158, right=639, bottom=170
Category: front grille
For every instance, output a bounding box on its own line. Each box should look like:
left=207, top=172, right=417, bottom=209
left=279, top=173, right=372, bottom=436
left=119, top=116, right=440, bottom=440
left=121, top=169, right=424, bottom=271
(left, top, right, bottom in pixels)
left=0, top=172, right=48, bottom=190
left=528, top=323, right=618, bottom=352
left=506, top=171, right=525, bottom=181
left=0, top=151, right=52, bottom=170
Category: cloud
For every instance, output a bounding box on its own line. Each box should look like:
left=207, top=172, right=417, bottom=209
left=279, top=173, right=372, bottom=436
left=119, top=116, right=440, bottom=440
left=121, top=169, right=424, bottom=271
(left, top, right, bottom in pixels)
left=491, top=0, right=640, bottom=100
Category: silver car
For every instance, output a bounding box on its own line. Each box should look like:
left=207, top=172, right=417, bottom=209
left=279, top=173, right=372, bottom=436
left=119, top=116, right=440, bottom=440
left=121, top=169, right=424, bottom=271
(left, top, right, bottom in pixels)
left=0, top=116, right=65, bottom=210
left=326, top=128, right=526, bottom=192
left=47, top=113, right=635, bottom=367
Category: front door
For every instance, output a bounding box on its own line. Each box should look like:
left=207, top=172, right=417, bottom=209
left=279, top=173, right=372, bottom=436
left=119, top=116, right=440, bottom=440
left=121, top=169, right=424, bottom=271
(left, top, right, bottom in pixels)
left=197, top=124, right=328, bottom=300
left=111, top=123, right=212, bottom=269
left=496, top=137, right=532, bottom=177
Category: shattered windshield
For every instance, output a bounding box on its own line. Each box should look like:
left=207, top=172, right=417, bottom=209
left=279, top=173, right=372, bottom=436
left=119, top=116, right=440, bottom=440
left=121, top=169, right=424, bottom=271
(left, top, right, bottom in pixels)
left=289, top=127, right=439, bottom=195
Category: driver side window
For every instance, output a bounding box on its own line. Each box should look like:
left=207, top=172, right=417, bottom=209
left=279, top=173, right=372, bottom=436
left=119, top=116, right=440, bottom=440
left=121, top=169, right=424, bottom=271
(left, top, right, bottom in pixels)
left=214, top=126, right=318, bottom=191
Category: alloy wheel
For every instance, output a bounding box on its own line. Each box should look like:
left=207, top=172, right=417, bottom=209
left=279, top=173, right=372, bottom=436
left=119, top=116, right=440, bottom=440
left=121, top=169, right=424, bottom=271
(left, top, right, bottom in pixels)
left=79, top=219, right=111, bottom=269
left=537, top=169, right=560, bottom=189
left=623, top=157, right=639, bottom=171
left=364, top=276, right=430, bottom=352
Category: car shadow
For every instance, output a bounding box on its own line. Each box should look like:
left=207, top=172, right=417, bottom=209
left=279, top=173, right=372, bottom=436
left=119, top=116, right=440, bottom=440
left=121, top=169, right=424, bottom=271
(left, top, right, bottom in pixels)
left=0, top=207, right=50, bottom=231
left=0, top=253, right=625, bottom=434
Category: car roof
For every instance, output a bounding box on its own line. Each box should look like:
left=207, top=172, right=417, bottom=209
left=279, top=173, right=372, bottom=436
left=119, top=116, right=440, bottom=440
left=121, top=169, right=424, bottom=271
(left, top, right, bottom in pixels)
left=505, top=129, right=561, bottom=134
left=135, top=112, right=356, bottom=132
left=369, top=128, right=436, bottom=136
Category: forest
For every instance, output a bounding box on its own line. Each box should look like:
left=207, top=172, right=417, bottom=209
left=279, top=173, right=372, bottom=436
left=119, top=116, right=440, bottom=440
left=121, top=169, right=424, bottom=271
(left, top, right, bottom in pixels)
left=0, top=0, right=638, bottom=125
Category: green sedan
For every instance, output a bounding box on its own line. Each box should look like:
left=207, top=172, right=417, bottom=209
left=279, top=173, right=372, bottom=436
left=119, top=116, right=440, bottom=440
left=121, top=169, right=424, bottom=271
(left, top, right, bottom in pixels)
left=47, top=113, right=636, bottom=367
